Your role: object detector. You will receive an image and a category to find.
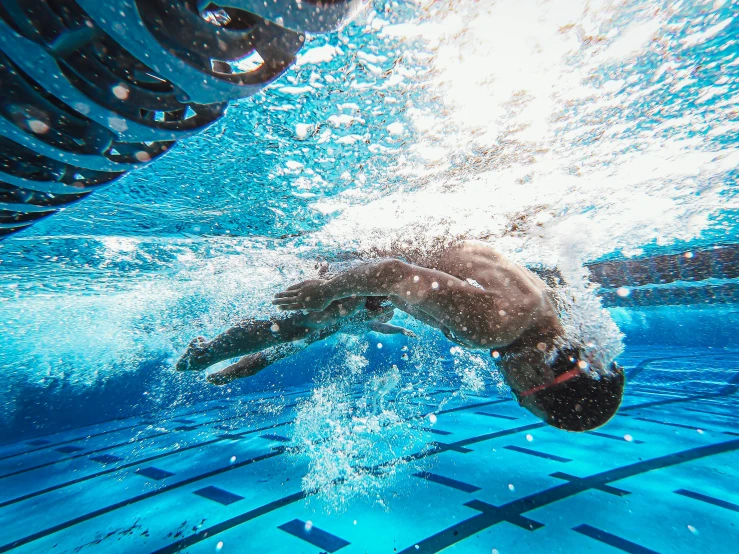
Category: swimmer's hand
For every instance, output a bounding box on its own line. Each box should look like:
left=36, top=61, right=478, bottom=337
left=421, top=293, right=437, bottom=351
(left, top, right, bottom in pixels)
left=273, top=279, right=332, bottom=312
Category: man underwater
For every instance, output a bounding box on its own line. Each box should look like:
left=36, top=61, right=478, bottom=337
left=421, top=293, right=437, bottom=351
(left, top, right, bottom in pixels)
left=177, top=240, right=624, bottom=431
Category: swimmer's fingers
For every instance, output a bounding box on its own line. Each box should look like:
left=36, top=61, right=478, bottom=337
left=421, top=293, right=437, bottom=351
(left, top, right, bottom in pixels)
left=273, top=290, right=300, bottom=299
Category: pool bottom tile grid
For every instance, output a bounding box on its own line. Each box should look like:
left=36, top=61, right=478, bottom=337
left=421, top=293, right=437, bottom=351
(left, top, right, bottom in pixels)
left=0, top=351, right=737, bottom=554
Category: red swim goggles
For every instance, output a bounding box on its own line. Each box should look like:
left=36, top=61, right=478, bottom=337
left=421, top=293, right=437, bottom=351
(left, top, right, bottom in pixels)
left=517, top=367, right=583, bottom=398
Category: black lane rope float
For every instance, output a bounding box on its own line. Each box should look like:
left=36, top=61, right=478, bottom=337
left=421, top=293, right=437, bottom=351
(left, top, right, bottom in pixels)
left=0, top=0, right=362, bottom=237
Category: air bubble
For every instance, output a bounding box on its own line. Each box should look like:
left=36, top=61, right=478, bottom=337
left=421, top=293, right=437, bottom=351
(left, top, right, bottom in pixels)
left=616, top=287, right=630, bottom=297
left=28, top=120, right=49, bottom=134
left=624, top=434, right=633, bottom=442
left=429, top=414, right=437, bottom=424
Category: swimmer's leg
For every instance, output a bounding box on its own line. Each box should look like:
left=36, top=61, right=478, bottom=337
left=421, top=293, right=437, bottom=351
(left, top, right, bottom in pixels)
left=176, top=297, right=365, bottom=372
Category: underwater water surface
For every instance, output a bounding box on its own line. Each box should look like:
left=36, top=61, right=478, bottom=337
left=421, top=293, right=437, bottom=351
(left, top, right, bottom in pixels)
left=0, top=0, right=738, bottom=552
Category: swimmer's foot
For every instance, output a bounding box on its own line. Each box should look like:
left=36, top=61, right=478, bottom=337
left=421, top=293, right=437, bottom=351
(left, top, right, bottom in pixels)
left=176, top=337, right=210, bottom=372
left=207, top=352, right=269, bottom=386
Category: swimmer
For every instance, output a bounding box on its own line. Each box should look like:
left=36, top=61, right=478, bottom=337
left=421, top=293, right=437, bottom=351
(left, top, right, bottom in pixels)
left=178, top=241, right=623, bottom=431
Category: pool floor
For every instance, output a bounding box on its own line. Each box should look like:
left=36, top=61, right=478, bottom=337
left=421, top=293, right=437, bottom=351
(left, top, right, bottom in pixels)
left=0, top=348, right=737, bottom=553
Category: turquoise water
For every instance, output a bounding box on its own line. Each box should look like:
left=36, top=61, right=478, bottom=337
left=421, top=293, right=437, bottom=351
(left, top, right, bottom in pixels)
left=1, top=0, right=738, bottom=552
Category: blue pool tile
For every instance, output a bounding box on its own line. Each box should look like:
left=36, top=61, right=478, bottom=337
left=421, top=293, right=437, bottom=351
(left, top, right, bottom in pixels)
left=504, top=445, right=572, bottom=463
left=278, top=519, right=350, bottom=552
left=193, top=485, right=244, bottom=505
left=573, top=524, right=658, bottom=554
left=413, top=471, right=481, bottom=493
left=136, top=466, right=175, bottom=480
left=56, top=446, right=84, bottom=454
left=89, top=454, right=123, bottom=464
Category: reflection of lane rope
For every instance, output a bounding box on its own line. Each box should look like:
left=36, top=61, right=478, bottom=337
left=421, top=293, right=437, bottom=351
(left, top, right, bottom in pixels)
left=0, top=0, right=361, bottom=238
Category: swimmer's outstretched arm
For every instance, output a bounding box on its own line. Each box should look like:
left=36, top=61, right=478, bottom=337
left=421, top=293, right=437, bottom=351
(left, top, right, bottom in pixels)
left=176, top=297, right=366, bottom=372
left=367, top=321, right=416, bottom=337
left=274, top=259, right=505, bottom=344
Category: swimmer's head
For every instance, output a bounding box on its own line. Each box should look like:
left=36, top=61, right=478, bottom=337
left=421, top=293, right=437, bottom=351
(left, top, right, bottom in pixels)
left=499, top=347, right=624, bottom=432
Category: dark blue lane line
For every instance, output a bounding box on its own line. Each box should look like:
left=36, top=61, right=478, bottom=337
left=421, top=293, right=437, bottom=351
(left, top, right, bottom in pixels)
left=0, top=403, right=233, bottom=462
left=550, top=472, right=630, bottom=497
left=260, top=434, right=291, bottom=443
left=418, top=427, right=453, bottom=436
left=573, top=524, right=659, bottom=554
left=413, top=472, right=481, bottom=493
left=397, top=438, right=739, bottom=553
left=0, top=448, right=285, bottom=553
left=278, top=519, right=351, bottom=552
left=151, top=492, right=307, bottom=554
left=0, top=432, right=169, bottom=480
left=632, top=417, right=706, bottom=430
left=475, top=411, right=518, bottom=420
left=685, top=407, right=736, bottom=418
left=504, top=445, right=572, bottom=463
left=465, top=500, right=544, bottom=531
left=674, top=489, right=739, bottom=512
left=588, top=431, right=645, bottom=444
left=0, top=420, right=290, bottom=509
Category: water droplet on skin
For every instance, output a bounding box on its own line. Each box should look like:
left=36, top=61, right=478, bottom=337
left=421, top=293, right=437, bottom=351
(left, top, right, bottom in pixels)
left=29, top=120, right=49, bottom=134
left=413, top=275, right=420, bottom=282
left=431, top=282, right=439, bottom=289
left=135, top=151, right=151, bottom=162
left=112, top=84, right=129, bottom=100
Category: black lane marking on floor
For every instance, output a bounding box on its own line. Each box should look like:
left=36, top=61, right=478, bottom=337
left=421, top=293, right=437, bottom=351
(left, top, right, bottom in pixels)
left=632, top=417, right=705, bottom=430
left=152, top=492, right=307, bottom=554
left=419, top=428, right=453, bottom=436
left=573, top=524, right=659, bottom=554
left=278, top=519, right=351, bottom=552
left=55, top=446, right=84, bottom=454
left=588, top=431, right=645, bottom=444
left=260, top=434, right=291, bottom=443
left=0, top=404, right=230, bottom=462
left=685, top=407, right=736, bottom=418
left=26, top=440, right=49, bottom=446
left=194, top=486, right=244, bottom=506
left=431, top=442, right=473, bottom=454
left=0, top=449, right=285, bottom=553
left=475, top=411, right=518, bottom=420
left=0, top=421, right=290, bottom=509
left=465, top=500, right=544, bottom=531
left=136, top=467, right=175, bottom=481
left=396, top=438, right=739, bottom=553
left=504, top=445, right=572, bottom=463
left=550, top=472, right=630, bottom=496
left=675, top=489, right=739, bottom=513
left=0, top=431, right=170, bottom=480
left=89, top=455, right=123, bottom=465
left=413, top=472, right=481, bottom=493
